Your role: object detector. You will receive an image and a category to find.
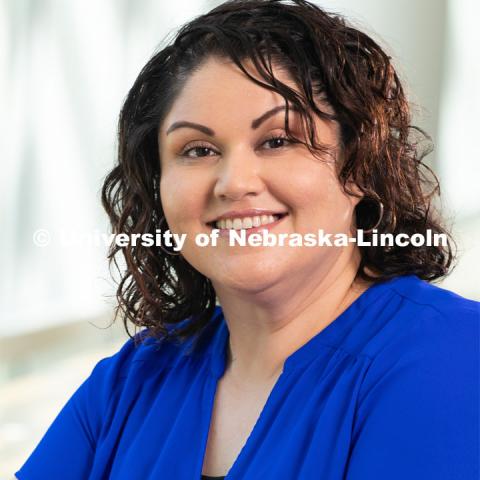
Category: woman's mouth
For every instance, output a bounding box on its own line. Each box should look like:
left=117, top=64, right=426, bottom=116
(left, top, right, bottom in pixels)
left=207, top=213, right=289, bottom=238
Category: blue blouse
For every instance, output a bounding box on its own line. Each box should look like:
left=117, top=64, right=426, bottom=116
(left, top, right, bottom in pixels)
left=16, top=275, right=479, bottom=479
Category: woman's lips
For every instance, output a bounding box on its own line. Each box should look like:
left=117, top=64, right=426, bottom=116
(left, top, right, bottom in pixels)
left=209, top=213, right=288, bottom=239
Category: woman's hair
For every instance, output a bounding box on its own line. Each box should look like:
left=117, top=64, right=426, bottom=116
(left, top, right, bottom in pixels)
left=101, top=0, right=455, bottom=343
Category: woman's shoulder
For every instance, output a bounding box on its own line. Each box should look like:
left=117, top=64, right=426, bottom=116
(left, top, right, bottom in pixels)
left=353, top=275, right=479, bottom=422
left=14, top=315, right=221, bottom=479
left=90, top=306, right=223, bottom=388
left=356, top=275, right=479, bottom=363
left=356, top=275, right=479, bottom=381
left=389, top=274, right=479, bottom=320
left=350, top=277, right=479, bottom=477
left=372, top=274, right=478, bottom=338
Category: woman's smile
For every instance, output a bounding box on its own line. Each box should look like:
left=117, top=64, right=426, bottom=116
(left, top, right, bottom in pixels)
left=206, top=210, right=289, bottom=238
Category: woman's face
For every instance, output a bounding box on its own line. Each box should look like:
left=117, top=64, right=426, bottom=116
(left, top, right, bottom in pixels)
left=159, top=56, right=362, bottom=295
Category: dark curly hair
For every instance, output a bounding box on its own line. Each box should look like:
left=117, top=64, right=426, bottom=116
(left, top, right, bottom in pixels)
left=101, top=0, right=455, bottom=345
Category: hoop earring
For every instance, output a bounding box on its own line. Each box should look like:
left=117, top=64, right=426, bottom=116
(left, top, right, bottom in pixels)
left=358, top=198, right=384, bottom=234
left=158, top=215, right=182, bottom=256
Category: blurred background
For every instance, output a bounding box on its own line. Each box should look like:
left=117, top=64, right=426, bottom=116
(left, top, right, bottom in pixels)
left=1, top=0, right=479, bottom=477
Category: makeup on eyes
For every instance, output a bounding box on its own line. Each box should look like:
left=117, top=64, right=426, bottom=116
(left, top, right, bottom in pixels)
left=177, top=131, right=298, bottom=160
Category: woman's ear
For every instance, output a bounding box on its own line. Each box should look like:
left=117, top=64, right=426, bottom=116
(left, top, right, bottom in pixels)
left=345, top=178, right=364, bottom=208
left=336, top=149, right=364, bottom=208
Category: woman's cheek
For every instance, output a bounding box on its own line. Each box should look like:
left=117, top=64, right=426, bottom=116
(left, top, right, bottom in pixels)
left=160, top=177, right=184, bottom=231
left=161, top=189, right=203, bottom=239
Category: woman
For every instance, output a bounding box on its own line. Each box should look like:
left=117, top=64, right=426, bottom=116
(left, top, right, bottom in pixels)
left=16, top=1, right=479, bottom=479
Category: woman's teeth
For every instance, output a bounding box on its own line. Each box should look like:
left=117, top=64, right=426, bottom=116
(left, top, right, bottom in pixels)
left=215, top=214, right=280, bottom=230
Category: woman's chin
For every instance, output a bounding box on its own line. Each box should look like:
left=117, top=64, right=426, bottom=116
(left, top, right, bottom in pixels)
left=211, top=257, right=288, bottom=294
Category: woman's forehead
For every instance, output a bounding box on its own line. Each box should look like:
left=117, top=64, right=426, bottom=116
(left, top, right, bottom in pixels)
left=160, top=56, right=333, bottom=134
left=166, top=58, right=293, bottom=114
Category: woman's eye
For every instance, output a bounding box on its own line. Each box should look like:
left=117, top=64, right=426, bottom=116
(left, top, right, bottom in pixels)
left=181, top=145, right=218, bottom=158
left=178, top=136, right=292, bottom=159
left=263, top=136, right=290, bottom=149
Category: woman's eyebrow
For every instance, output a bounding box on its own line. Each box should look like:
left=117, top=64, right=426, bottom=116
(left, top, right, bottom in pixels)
left=165, top=105, right=298, bottom=136
left=166, top=121, right=215, bottom=136
left=251, top=105, right=295, bottom=129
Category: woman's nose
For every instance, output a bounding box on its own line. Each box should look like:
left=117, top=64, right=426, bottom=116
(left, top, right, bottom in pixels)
left=213, top=149, right=265, bottom=201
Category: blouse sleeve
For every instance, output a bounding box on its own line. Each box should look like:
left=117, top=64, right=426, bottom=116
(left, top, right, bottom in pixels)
left=15, top=338, right=136, bottom=480
left=345, top=304, right=480, bottom=480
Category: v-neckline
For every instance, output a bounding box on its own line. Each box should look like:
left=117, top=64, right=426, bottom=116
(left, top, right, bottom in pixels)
left=199, top=275, right=414, bottom=478
left=201, top=354, right=287, bottom=479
